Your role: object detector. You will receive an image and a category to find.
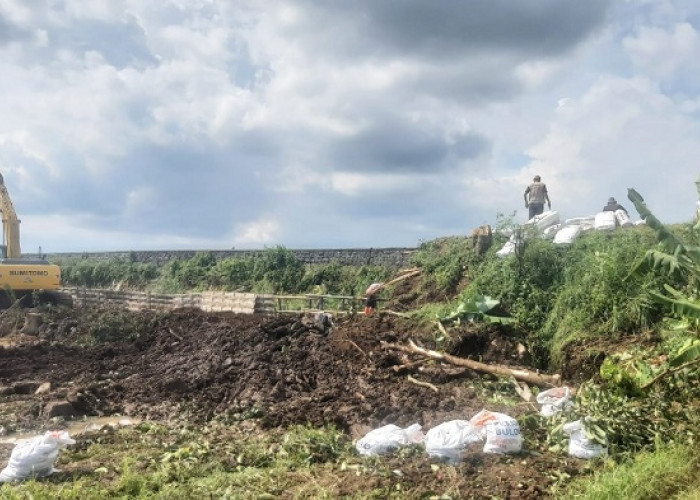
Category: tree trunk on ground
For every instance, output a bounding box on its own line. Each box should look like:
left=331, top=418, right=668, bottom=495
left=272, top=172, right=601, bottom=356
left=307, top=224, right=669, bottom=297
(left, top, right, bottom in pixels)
left=381, top=339, right=561, bottom=388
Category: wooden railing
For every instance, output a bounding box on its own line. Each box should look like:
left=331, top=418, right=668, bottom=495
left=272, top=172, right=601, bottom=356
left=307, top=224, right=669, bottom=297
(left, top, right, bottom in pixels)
left=61, top=288, right=378, bottom=315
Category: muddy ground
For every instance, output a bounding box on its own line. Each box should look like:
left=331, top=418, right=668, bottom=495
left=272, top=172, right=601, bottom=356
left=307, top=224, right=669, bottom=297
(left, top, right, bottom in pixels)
left=0, top=307, right=593, bottom=498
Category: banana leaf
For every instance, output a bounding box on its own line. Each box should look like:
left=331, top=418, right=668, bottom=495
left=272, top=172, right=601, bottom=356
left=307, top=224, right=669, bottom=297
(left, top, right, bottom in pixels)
left=440, top=295, right=514, bottom=324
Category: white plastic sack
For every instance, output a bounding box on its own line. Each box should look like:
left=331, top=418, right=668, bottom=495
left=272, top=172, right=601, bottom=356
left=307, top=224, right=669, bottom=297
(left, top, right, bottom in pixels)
left=614, top=209, right=633, bottom=228
left=536, top=387, right=573, bottom=417
left=355, top=423, right=423, bottom=456
left=562, top=420, right=608, bottom=460
left=594, top=211, right=617, bottom=231
left=0, top=430, right=76, bottom=482
left=365, top=283, right=383, bottom=295
left=526, top=211, right=560, bottom=232
left=553, top=225, right=582, bottom=245
left=496, top=241, right=517, bottom=258
left=564, top=216, right=595, bottom=227
left=424, top=420, right=482, bottom=464
left=542, top=224, right=561, bottom=239
left=470, top=410, right=522, bottom=454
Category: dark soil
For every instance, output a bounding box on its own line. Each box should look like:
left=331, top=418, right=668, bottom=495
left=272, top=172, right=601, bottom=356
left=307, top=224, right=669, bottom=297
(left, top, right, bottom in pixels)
left=0, top=307, right=590, bottom=498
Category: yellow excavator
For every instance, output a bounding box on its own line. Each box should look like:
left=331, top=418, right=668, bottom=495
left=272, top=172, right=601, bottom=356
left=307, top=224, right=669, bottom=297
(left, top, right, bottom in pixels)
left=0, top=173, right=72, bottom=307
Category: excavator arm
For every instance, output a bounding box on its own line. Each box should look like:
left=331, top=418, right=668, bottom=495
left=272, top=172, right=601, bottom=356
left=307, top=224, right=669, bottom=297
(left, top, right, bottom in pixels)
left=0, top=173, right=21, bottom=258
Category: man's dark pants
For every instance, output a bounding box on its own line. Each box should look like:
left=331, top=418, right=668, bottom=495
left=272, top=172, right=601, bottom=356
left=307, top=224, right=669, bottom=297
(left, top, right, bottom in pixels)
left=528, top=203, right=544, bottom=220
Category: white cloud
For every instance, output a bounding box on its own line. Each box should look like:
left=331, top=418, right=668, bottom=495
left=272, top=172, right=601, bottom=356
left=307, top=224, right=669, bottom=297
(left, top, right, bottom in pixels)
left=1, top=0, right=699, bottom=253
left=623, top=22, right=700, bottom=78
left=232, top=218, right=281, bottom=248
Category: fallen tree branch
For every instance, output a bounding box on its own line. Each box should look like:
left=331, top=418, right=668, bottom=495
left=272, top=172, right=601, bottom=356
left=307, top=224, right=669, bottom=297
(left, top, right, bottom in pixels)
left=391, top=359, right=428, bottom=373
left=381, top=339, right=560, bottom=388
left=436, top=321, right=451, bottom=339
left=641, top=357, right=700, bottom=390
left=371, top=269, right=422, bottom=295
left=407, top=375, right=439, bottom=393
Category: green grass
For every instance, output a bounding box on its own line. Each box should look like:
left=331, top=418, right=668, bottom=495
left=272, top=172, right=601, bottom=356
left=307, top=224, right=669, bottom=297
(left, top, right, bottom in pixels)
left=0, top=423, right=387, bottom=500
left=560, top=444, right=700, bottom=500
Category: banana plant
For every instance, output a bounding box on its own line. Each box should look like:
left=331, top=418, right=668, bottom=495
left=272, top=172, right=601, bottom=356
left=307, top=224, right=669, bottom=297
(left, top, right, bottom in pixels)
left=626, top=183, right=700, bottom=383
left=627, top=188, right=700, bottom=281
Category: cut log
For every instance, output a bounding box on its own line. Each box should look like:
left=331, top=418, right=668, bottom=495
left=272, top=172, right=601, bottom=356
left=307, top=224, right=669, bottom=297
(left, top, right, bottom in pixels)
left=381, top=339, right=560, bottom=388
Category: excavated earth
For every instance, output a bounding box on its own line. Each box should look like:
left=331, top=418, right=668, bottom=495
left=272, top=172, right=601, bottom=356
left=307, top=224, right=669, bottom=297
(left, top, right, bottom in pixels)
left=0, top=307, right=591, bottom=498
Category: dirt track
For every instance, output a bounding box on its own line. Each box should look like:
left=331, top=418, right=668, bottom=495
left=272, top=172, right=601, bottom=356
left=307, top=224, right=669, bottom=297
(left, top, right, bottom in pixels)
left=0, top=307, right=588, bottom=497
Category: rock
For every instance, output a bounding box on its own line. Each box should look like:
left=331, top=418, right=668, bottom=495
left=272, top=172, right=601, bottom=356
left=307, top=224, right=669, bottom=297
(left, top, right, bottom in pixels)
left=9, top=381, right=42, bottom=395
left=44, top=400, right=75, bottom=419
left=35, top=382, right=52, bottom=395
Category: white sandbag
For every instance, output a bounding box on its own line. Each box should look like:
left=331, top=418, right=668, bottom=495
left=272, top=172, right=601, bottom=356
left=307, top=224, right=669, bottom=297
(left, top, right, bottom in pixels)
left=525, top=211, right=560, bottom=232
left=424, top=420, right=482, bottom=464
left=536, top=386, right=573, bottom=417
left=594, top=211, right=617, bottom=231
left=634, top=219, right=646, bottom=226
left=562, top=420, right=608, bottom=460
left=614, top=209, right=633, bottom=228
left=355, top=423, right=424, bottom=456
left=469, top=410, right=522, bottom=454
left=553, top=225, right=582, bottom=245
left=0, top=430, right=76, bottom=483
left=365, top=283, right=383, bottom=295
left=542, top=224, right=560, bottom=239
left=496, top=241, right=517, bottom=258
left=564, top=216, right=595, bottom=226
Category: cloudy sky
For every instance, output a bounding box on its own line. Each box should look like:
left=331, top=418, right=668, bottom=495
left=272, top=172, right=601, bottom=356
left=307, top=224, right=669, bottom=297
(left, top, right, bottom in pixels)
left=0, top=0, right=698, bottom=252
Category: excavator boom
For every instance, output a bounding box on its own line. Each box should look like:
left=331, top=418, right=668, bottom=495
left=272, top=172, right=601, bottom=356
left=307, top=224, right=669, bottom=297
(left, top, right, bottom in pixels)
left=0, top=173, right=71, bottom=307
left=0, top=173, right=21, bottom=258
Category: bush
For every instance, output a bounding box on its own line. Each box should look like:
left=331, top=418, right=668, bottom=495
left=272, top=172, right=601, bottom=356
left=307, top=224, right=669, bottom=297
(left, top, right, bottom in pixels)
left=459, top=228, right=666, bottom=368
left=411, top=237, right=475, bottom=293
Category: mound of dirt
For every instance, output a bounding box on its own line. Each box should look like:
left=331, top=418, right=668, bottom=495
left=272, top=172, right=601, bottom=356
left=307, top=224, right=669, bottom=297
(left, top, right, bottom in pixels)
left=0, top=308, right=539, bottom=434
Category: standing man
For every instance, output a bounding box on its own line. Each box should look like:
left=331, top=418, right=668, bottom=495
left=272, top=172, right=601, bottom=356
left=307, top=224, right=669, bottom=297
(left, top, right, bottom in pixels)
left=524, top=175, right=551, bottom=220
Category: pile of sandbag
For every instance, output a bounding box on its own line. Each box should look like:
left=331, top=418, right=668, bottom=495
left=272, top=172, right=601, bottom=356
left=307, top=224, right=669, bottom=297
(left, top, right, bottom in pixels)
left=495, top=208, right=644, bottom=255
left=497, top=211, right=560, bottom=256
left=553, top=209, right=634, bottom=245
left=355, top=392, right=610, bottom=463
left=355, top=409, right=523, bottom=464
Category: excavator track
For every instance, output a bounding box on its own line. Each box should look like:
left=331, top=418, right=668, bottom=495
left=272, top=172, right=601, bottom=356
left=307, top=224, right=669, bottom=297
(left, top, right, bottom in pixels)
left=41, top=290, right=74, bottom=308
left=0, top=290, right=73, bottom=309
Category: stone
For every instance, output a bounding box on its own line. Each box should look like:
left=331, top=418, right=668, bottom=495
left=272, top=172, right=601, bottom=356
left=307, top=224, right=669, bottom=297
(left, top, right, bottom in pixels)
left=35, top=382, right=51, bottom=395
left=44, top=400, right=75, bottom=419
